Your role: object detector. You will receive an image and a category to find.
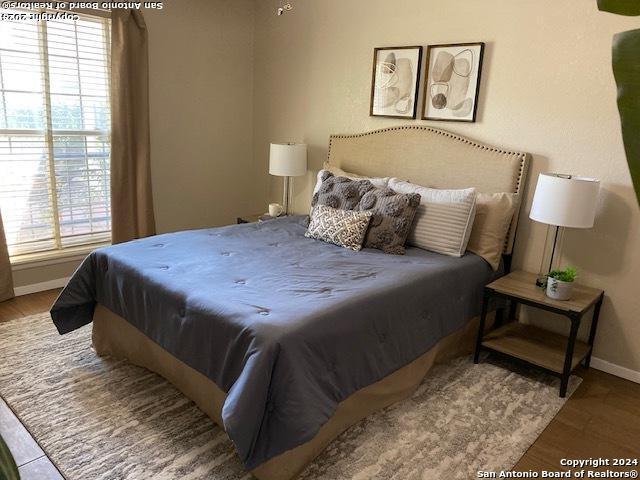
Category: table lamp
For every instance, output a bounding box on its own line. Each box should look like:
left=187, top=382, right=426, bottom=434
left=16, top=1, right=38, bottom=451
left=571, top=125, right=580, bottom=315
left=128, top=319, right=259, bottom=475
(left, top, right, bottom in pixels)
left=269, top=143, right=307, bottom=215
left=529, top=173, right=600, bottom=286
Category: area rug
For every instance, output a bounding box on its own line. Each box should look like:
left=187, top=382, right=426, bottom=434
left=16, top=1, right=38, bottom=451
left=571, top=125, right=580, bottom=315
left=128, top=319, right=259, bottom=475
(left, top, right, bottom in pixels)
left=0, top=313, right=580, bottom=480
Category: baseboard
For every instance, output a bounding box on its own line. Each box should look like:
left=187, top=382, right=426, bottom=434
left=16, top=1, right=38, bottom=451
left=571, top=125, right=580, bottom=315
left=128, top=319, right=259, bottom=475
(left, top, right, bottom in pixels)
left=591, top=357, right=640, bottom=384
left=13, top=278, right=69, bottom=297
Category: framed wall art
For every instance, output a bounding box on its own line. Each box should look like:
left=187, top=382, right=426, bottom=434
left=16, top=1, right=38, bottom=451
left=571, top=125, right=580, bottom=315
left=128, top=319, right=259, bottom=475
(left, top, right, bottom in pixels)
left=370, top=46, right=423, bottom=119
left=422, top=42, right=485, bottom=122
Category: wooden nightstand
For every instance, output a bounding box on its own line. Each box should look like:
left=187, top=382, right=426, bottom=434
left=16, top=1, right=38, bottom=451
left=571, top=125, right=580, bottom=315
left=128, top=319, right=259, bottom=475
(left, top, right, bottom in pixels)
left=474, top=270, right=604, bottom=397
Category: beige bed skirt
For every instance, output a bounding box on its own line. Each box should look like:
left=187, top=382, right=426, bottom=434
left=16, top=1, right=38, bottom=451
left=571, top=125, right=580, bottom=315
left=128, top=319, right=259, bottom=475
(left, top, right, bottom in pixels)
left=91, top=305, right=491, bottom=480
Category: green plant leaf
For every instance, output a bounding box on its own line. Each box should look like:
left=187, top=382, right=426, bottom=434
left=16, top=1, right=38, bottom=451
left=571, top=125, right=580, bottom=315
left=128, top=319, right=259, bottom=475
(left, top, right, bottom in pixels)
left=547, top=267, right=577, bottom=282
left=598, top=0, right=640, bottom=15
left=611, top=28, right=640, bottom=206
left=0, top=433, right=19, bottom=480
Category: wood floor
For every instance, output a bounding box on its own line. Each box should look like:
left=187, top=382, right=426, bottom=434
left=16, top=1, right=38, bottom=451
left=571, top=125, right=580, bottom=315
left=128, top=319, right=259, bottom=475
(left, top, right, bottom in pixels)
left=0, top=289, right=639, bottom=479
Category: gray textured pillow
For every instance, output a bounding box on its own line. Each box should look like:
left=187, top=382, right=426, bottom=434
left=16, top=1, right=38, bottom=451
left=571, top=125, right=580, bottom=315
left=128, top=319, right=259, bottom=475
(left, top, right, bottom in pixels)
left=357, top=188, right=421, bottom=255
left=311, top=171, right=375, bottom=211
left=305, top=204, right=373, bottom=251
left=313, top=167, right=390, bottom=195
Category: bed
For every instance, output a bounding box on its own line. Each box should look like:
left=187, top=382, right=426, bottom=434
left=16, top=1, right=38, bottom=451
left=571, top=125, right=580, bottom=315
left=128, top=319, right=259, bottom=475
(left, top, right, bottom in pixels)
left=51, top=126, right=530, bottom=480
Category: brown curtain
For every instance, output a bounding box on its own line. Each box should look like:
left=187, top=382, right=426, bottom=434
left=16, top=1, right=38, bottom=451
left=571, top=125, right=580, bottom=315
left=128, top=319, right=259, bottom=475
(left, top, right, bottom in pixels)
left=0, top=210, right=14, bottom=303
left=110, top=9, right=156, bottom=244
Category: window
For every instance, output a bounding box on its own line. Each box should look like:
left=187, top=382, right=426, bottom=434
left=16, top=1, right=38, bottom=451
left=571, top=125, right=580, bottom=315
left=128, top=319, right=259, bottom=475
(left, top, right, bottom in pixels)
left=0, top=10, right=111, bottom=258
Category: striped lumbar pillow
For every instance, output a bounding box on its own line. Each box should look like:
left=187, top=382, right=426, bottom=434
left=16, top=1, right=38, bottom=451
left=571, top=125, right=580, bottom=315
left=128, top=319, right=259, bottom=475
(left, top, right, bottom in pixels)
left=388, top=178, right=477, bottom=257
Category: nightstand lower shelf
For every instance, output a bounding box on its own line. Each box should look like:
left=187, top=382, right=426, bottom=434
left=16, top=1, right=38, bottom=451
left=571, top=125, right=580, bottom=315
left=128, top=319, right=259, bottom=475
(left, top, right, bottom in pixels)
left=482, top=322, right=591, bottom=374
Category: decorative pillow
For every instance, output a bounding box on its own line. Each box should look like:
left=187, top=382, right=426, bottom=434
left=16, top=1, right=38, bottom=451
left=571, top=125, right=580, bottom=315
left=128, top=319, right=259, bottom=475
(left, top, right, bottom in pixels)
left=388, top=178, right=477, bottom=257
left=313, top=166, right=390, bottom=195
left=467, top=192, right=519, bottom=271
left=305, top=204, right=373, bottom=251
left=356, top=187, right=421, bottom=255
left=311, top=171, right=375, bottom=211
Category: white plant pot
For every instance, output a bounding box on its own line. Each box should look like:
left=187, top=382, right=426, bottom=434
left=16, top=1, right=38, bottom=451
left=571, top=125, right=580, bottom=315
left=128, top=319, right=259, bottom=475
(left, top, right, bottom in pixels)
left=546, top=278, right=574, bottom=301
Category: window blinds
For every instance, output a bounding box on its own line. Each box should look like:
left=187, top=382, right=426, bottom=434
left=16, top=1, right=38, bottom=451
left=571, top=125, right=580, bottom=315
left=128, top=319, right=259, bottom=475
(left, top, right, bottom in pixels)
left=0, top=9, right=111, bottom=257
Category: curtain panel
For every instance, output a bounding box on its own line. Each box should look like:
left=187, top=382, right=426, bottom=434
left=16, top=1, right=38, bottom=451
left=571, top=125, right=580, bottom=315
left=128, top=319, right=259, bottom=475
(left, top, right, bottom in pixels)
left=110, top=9, right=156, bottom=244
left=0, top=211, right=14, bottom=303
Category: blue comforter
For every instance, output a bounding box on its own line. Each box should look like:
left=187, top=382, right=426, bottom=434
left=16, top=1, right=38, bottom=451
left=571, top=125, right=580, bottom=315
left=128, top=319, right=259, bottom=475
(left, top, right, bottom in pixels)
left=51, top=216, right=495, bottom=469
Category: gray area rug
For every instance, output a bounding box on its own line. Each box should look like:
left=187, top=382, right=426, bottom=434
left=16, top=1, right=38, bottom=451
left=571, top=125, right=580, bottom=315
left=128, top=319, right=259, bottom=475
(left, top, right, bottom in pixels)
left=0, top=313, right=580, bottom=479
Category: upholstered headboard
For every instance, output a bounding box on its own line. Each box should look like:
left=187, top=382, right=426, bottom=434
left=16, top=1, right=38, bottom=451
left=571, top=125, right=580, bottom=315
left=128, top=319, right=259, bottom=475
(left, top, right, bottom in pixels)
left=325, top=125, right=530, bottom=255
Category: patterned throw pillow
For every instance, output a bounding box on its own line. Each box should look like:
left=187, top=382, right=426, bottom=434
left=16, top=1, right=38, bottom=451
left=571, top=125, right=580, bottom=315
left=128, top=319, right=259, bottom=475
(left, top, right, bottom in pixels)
left=357, top=188, right=421, bottom=255
left=311, top=171, right=375, bottom=211
left=305, top=205, right=373, bottom=251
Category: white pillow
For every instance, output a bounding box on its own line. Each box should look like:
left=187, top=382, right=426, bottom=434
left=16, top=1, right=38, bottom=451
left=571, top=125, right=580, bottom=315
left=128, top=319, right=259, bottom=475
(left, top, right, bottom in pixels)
left=388, top=178, right=476, bottom=257
left=313, top=166, right=390, bottom=195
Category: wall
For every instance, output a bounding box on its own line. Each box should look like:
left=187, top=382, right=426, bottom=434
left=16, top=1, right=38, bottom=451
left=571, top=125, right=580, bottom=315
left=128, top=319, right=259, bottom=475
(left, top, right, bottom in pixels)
left=253, top=0, right=640, bottom=373
left=12, top=0, right=257, bottom=289
left=146, top=0, right=258, bottom=233
left=12, top=259, right=81, bottom=292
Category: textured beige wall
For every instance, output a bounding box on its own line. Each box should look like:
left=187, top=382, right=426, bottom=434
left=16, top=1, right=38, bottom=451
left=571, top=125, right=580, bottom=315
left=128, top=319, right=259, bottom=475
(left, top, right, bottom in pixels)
left=146, top=0, right=258, bottom=233
left=253, top=0, right=640, bottom=372
left=12, top=0, right=258, bottom=288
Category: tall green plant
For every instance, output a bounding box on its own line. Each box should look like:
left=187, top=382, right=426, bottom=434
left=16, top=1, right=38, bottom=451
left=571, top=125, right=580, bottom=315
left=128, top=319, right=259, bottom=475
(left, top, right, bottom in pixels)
left=598, top=0, right=640, bottom=206
left=0, top=433, right=19, bottom=480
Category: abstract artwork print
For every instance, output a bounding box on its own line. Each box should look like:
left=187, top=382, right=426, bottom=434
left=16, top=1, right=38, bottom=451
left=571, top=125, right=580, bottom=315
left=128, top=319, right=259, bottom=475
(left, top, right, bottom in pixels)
left=422, top=42, right=485, bottom=122
left=370, top=46, right=422, bottom=119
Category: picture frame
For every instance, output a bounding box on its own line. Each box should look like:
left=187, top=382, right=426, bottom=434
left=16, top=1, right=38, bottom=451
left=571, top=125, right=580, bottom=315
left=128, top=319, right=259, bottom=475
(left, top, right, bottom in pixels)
left=421, top=42, right=485, bottom=123
left=370, top=46, right=423, bottom=119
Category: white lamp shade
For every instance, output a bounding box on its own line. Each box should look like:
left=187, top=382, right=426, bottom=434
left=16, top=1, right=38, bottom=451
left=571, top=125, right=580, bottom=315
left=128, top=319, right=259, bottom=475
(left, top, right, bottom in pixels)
left=269, top=143, right=307, bottom=177
left=529, top=173, right=600, bottom=228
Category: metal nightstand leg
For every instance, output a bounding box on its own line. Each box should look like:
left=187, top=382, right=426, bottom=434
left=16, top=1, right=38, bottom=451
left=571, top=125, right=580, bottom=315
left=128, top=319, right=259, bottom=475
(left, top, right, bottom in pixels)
left=583, top=293, right=604, bottom=369
left=474, top=291, right=490, bottom=364
left=508, top=299, right=518, bottom=322
left=494, top=307, right=505, bottom=328
left=560, top=313, right=581, bottom=398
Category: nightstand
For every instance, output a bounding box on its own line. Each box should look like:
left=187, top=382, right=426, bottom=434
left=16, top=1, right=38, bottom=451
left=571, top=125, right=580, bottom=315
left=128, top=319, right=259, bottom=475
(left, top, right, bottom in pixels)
left=236, top=214, right=280, bottom=224
left=473, top=270, right=604, bottom=397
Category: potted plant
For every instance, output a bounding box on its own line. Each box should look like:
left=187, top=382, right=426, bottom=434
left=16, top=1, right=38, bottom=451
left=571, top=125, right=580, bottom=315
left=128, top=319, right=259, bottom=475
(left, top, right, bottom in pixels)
left=546, top=267, right=577, bottom=301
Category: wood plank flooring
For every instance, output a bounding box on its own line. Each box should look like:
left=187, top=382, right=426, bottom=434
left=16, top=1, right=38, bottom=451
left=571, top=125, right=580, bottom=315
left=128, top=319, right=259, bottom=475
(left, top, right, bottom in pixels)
left=0, top=289, right=639, bottom=479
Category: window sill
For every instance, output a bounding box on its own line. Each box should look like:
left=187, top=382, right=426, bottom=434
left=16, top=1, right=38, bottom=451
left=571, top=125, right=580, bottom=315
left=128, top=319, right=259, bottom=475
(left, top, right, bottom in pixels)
left=10, top=243, right=110, bottom=271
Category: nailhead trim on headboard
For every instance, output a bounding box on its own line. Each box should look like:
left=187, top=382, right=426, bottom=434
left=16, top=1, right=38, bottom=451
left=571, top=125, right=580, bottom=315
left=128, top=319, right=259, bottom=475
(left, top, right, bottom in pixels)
left=326, top=125, right=531, bottom=255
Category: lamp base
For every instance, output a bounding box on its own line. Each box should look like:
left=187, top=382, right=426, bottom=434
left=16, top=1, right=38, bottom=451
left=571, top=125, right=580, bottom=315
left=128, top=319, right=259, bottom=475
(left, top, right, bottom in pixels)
left=282, top=176, right=293, bottom=215
left=536, top=224, right=564, bottom=287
